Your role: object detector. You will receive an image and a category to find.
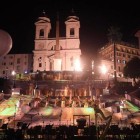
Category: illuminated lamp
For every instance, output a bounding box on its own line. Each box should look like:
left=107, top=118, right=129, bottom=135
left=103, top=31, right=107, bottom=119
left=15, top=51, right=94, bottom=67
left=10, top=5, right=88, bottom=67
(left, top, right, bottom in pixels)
left=24, top=70, right=28, bottom=74
left=101, top=64, right=107, bottom=74
left=12, top=71, right=16, bottom=76
left=75, top=59, right=82, bottom=71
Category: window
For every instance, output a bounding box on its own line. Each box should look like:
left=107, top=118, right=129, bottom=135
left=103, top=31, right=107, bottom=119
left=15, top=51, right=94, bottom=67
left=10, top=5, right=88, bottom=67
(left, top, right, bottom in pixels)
left=122, top=48, right=125, bottom=52
left=3, top=71, right=5, bottom=74
left=70, top=28, right=74, bottom=36
left=128, top=55, right=131, bottom=58
left=38, top=57, right=42, bottom=62
left=117, top=59, right=121, bottom=63
left=17, top=66, right=20, bottom=71
left=4, top=56, right=6, bottom=59
left=123, top=54, right=125, bottom=57
left=132, top=50, right=135, bottom=54
left=9, top=62, right=13, bottom=65
left=39, top=29, right=44, bottom=37
left=39, top=63, right=42, bottom=67
left=117, top=53, right=121, bottom=56
left=24, top=62, right=26, bottom=65
left=123, top=60, right=126, bottom=64
left=17, top=58, right=20, bottom=64
left=2, top=62, right=6, bottom=65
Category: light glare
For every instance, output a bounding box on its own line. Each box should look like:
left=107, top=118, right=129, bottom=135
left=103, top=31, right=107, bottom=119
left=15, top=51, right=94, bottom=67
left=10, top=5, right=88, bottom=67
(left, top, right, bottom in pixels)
left=12, top=71, right=16, bottom=75
left=75, top=59, right=82, bottom=71
left=101, top=64, right=107, bottom=74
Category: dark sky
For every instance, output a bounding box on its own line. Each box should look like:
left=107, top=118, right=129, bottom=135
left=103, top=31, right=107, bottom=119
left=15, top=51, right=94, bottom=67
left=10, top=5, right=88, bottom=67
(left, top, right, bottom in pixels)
left=0, top=1, right=140, bottom=63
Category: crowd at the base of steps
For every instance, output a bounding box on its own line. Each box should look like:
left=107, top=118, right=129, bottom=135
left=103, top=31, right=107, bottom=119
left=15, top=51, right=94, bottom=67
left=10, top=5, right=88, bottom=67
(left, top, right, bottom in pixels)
left=0, top=122, right=140, bottom=140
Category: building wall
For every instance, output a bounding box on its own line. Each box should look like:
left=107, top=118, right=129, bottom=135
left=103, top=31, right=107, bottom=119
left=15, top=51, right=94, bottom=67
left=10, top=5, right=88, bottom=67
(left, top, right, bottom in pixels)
left=98, top=42, right=140, bottom=81
left=0, top=54, right=33, bottom=78
left=33, top=11, right=81, bottom=72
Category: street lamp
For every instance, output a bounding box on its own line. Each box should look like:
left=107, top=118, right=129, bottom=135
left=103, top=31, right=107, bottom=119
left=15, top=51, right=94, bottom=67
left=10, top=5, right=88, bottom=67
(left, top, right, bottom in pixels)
left=35, top=70, right=39, bottom=87
left=12, top=70, right=16, bottom=76
left=34, top=70, right=40, bottom=98
left=100, top=65, right=111, bottom=89
left=12, top=71, right=16, bottom=89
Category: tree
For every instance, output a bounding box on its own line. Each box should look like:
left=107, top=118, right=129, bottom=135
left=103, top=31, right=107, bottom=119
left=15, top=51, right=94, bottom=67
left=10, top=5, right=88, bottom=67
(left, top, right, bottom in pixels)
left=107, top=26, right=122, bottom=44
left=107, top=26, right=122, bottom=85
left=123, top=56, right=140, bottom=86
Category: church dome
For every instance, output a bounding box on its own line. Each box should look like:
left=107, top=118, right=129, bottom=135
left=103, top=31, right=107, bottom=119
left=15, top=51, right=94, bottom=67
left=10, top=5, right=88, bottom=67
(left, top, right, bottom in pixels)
left=37, top=10, right=50, bottom=23
left=66, top=9, right=79, bottom=21
left=39, top=10, right=48, bottom=18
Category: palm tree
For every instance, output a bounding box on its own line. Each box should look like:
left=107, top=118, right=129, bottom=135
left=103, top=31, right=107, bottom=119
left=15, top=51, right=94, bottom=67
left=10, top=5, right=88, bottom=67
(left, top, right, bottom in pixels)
left=107, top=26, right=122, bottom=85
left=108, top=26, right=122, bottom=44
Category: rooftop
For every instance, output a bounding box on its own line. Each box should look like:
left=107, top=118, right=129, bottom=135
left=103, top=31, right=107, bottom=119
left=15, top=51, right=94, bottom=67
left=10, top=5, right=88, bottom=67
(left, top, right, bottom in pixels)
left=100, top=41, right=139, bottom=51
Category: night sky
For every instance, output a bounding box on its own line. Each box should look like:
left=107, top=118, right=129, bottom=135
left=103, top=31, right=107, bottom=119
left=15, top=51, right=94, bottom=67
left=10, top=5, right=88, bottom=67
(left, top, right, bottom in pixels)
left=0, top=1, right=140, bottom=63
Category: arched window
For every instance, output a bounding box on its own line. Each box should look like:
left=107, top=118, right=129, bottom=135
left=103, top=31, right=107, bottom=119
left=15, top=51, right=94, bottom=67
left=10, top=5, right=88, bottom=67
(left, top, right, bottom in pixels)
left=39, top=29, right=44, bottom=37
left=39, top=63, right=42, bottom=67
left=70, top=28, right=74, bottom=36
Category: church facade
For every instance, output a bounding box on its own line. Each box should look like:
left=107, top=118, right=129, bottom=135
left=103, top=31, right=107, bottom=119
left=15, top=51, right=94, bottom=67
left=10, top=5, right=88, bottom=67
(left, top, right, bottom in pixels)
left=33, top=11, right=82, bottom=73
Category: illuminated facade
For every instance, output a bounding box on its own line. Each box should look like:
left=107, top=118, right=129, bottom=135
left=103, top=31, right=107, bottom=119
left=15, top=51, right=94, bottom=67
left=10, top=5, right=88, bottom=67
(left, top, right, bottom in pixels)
left=98, top=41, right=140, bottom=81
left=33, top=11, right=81, bottom=72
left=0, top=54, right=33, bottom=78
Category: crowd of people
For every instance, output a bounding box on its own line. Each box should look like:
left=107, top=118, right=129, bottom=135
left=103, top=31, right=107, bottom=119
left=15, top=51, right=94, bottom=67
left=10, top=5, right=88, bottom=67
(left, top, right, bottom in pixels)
left=0, top=122, right=140, bottom=140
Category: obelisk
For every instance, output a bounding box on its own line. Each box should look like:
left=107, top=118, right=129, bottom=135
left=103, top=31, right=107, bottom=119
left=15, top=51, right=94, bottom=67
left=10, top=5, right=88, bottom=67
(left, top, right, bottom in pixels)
left=55, top=12, right=60, bottom=57
left=54, top=12, right=62, bottom=71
